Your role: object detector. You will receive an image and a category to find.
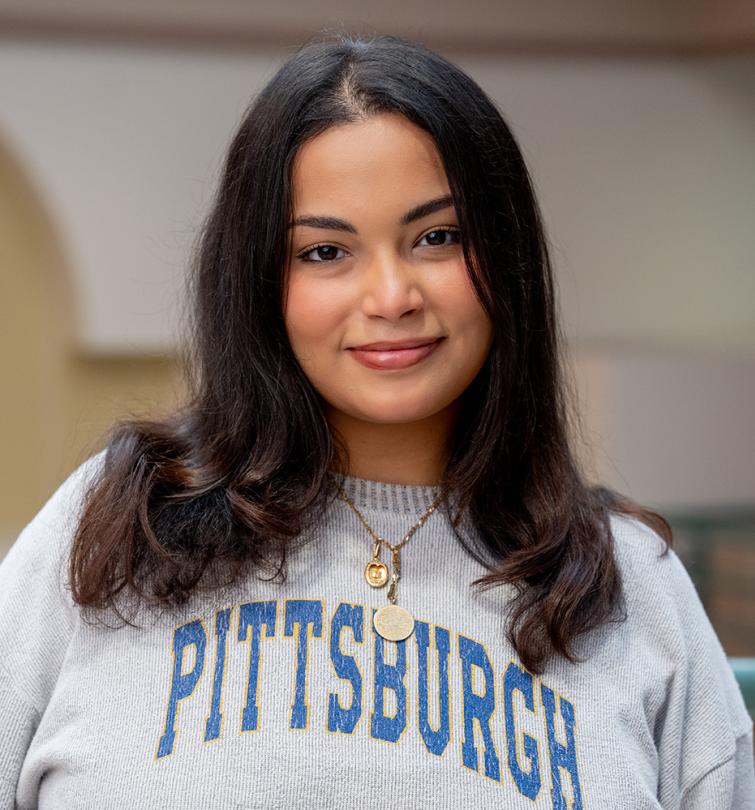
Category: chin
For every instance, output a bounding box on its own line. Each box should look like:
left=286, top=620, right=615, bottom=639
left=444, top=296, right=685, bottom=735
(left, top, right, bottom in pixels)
left=362, top=404, right=442, bottom=424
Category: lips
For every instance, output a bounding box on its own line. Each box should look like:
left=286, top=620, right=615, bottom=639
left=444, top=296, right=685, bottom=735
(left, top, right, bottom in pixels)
left=348, top=337, right=444, bottom=370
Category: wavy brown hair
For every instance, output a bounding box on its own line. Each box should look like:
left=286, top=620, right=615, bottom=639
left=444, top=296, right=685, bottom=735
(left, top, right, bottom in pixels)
left=69, top=31, right=672, bottom=675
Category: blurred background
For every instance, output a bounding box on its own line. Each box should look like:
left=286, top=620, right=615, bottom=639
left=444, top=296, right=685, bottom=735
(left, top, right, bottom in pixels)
left=1, top=2, right=753, bottom=673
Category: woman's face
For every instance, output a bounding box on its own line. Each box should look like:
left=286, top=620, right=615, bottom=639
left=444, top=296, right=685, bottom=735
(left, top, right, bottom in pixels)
left=283, top=112, right=493, bottom=432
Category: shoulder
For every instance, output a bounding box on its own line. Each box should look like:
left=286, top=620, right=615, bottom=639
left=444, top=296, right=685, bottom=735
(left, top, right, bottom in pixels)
left=1, top=449, right=107, bottom=581
left=0, top=450, right=108, bottom=714
left=607, top=510, right=719, bottom=639
left=607, top=511, right=686, bottom=615
left=40, top=448, right=107, bottom=526
left=606, top=510, right=711, bottom=612
left=608, top=510, right=673, bottom=571
left=607, top=510, right=753, bottom=742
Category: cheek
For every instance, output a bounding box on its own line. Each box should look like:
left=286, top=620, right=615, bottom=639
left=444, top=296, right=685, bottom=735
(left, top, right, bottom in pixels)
left=284, top=275, right=342, bottom=346
left=284, top=275, right=345, bottom=372
left=435, top=264, right=491, bottom=336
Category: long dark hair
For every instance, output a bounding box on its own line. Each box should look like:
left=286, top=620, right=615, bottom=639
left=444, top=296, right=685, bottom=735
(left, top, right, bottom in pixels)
left=69, top=31, right=672, bottom=675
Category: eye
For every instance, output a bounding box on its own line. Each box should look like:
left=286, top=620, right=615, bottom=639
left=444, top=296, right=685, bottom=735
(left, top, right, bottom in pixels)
left=417, top=227, right=461, bottom=248
left=295, top=243, right=348, bottom=264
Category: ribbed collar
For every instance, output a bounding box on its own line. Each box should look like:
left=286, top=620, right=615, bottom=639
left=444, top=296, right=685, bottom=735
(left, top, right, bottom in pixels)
left=327, top=471, right=448, bottom=515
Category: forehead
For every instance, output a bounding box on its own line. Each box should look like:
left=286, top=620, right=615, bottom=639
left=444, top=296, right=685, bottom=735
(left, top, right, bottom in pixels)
left=289, top=113, right=449, bottom=213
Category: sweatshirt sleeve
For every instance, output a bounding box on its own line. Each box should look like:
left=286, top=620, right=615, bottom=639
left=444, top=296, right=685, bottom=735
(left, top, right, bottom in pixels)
left=681, top=728, right=755, bottom=809
left=0, top=676, right=38, bottom=807
left=654, top=542, right=755, bottom=807
left=0, top=451, right=105, bottom=806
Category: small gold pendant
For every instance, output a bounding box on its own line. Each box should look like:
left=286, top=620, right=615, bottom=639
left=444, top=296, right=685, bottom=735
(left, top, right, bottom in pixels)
left=373, top=604, right=415, bottom=641
left=364, top=559, right=389, bottom=588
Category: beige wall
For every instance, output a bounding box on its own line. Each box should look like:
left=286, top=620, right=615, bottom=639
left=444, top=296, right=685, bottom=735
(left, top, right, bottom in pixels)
left=0, top=138, right=183, bottom=554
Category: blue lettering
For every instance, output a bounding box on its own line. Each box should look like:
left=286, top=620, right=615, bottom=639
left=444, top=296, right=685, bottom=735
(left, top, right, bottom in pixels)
left=370, top=610, right=407, bottom=742
left=284, top=599, right=323, bottom=729
left=327, top=603, right=364, bottom=734
left=238, top=600, right=277, bottom=732
left=541, top=684, right=582, bottom=809
left=458, top=634, right=500, bottom=781
left=204, top=608, right=232, bottom=742
left=503, top=662, right=542, bottom=799
left=156, top=619, right=206, bottom=758
left=415, top=621, right=451, bottom=756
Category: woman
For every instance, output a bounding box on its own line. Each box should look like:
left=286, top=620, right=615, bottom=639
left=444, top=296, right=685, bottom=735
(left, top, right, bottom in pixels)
left=1, top=32, right=752, bottom=809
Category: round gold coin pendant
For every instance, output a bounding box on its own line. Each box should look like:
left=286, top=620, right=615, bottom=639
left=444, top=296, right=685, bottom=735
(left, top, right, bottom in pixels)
left=364, top=560, right=389, bottom=588
left=373, top=604, right=415, bottom=642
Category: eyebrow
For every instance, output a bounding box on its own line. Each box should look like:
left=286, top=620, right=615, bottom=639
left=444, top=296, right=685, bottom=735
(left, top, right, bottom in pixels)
left=287, top=193, right=455, bottom=233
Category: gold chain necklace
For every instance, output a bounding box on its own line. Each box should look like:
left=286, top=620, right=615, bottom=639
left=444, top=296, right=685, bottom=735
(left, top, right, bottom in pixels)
left=334, top=482, right=448, bottom=642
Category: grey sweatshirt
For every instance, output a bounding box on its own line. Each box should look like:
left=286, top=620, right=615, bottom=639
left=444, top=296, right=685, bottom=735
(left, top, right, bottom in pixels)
left=0, top=451, right=753, bottom=809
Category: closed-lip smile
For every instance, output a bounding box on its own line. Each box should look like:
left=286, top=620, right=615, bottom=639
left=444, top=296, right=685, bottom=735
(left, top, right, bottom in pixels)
left=347, top=337, right=445, bottom=370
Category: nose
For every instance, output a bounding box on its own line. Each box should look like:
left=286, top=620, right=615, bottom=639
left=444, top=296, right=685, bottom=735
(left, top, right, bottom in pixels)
left=360, top=250, right=425, bottom=320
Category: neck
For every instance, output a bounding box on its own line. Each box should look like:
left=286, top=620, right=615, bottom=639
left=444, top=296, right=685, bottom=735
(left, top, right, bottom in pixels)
left=326, top=402, right=458, bottom=486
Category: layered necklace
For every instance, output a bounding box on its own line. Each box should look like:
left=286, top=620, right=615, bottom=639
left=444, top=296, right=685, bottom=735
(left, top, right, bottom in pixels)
left=334, top=481, right=448, bottom=642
